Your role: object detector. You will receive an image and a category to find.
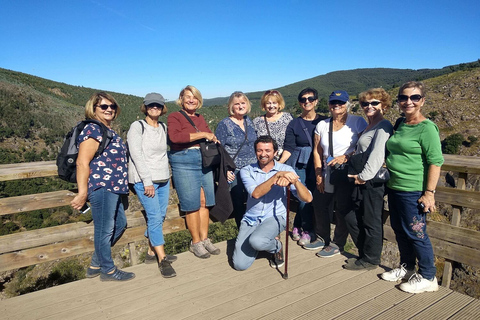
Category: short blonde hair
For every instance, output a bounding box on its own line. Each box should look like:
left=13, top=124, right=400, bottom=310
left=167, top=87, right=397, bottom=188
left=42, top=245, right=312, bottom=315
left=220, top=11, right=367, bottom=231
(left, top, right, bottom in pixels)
left=176, top=85, right=203, bottom=110
left=358, top=88, right=392, bottom=113
left=140, top=103, right=168, bottom=116
left=84, top=92, right=120, bottom=120
left=260, top=90, right=285, bottom=111
left=227, top=91, right=252, bottom=116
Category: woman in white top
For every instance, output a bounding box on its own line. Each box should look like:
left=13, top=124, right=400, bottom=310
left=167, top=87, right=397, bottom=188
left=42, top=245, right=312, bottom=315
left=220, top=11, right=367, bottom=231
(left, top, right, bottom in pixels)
left=304, top=90, right=367, bottom=258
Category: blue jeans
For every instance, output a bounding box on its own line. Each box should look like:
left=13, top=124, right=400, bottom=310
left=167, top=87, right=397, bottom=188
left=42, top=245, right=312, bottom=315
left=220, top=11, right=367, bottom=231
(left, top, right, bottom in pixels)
left=134, top=181, right=170, bottom=247
left=231, top=169, right=247, bottom=228
left=293, top=164, right=314, bottom=233
left=232, top=215, right=286, bottom=271
left=388, top=188, right=436, bottom=279
left=88, top=188, right=127, bottom=274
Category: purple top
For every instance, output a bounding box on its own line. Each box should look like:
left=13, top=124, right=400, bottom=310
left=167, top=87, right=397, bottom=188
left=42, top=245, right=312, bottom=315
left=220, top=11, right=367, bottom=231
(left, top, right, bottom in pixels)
left=77, top=123, right=129, bottom=195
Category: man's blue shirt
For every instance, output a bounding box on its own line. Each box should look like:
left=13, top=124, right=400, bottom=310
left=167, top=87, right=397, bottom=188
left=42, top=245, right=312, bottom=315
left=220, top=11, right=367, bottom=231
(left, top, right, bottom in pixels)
left=240, top=161, right=299, bottom=226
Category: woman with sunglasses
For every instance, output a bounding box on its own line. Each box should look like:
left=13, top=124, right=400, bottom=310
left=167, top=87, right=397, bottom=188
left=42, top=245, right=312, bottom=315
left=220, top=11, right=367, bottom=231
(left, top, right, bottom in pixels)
left=71, top=92, right=135, bottom=282
left=381, top=81, right=443, bottom=294
left=308, top=90, right=367, bottom=257
left=253, top=90, right=293, bottom=160
left=342, top=88, right=393, bottom=271
left=127, top=93, right=176, bottom=278
left=279, top=88, right=327, bottom=246
left=168, top=85, right=220, bottom=259
left=215, top=91, right=257, bottom=227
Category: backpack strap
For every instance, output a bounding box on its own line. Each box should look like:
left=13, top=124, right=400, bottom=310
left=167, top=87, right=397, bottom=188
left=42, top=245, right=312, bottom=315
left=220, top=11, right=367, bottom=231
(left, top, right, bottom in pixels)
left=393, top=117, right=405, bottom=131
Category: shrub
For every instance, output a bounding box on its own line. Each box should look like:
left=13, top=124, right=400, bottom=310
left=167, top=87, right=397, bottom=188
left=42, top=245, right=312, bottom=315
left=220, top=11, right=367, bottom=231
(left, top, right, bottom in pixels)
left=442, top=133, right=464, bottom=154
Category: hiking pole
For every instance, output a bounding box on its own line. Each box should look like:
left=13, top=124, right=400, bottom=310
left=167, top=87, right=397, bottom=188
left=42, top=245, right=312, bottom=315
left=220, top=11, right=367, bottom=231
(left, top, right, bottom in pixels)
left=283, top=187, right=290, bottom=280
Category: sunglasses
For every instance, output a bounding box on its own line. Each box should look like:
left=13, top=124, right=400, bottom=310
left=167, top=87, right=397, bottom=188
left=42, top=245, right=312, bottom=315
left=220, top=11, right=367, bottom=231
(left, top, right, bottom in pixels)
left=329, top=100, right=346, bottom=105
left=360, top=101, right=381, bottom=107
left=299, top=96, right=316, bottom=103
left=96, top=104, right=118, bottom=111
left=398, top=94, right=423, bottom=103
left=147, top=103, right=164, bottom=109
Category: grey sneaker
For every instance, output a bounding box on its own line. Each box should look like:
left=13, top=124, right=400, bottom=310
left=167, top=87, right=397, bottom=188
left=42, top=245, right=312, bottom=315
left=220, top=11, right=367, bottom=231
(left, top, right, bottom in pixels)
left=189, top=241, right=210, bottom=259
left=303, top=238, right=325, bottom=250
left=316, top=244, right=341, bottom=258
left=100, top=268, right=135, bottom=282
left=202, top=238, right=220, bottom=255
left=159, top=257, right=177, bottom=278
left=270, top=243, right=284, bottom=269
left=381, top=264, right=415, bottom=282
left=145, top=252, right=178, bottom=264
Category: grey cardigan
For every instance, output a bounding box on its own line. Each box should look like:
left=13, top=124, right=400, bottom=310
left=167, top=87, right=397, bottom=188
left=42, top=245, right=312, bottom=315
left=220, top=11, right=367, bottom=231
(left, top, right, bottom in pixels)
left=127, top=120, right=170, bottom=186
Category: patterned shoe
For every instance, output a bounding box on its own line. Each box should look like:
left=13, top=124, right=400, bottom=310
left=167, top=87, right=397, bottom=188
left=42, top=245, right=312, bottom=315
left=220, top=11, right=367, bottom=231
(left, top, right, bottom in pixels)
left=316, top=244, right=340, bottom=258
left=399, top=273, right=439, bottom=293
left=202, top=238, right=221, bottom=255
left=291, top=227, right=301, bottom=241
left=297, top=232, right=311, bottom=246
left=100, top=268, right=135, bottom=282
left=381, top=264, right=415, bottom=282
left=189, top=241, right=211, bottom=259
left=303, top=238, right=325, bottom=251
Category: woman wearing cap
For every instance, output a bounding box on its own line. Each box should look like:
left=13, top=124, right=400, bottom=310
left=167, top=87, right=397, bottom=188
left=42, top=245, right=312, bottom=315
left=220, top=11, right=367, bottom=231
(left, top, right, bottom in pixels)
left=307, top=90, right=367, bottom=257
left=167, top=85, right=220, bottom=259
left=253, top=90, right=293, bottom=160
left=127, top=93, right=176, bottom=278
left=380, top=81, right=443, bottom=294
left=279, top=88, right=327, bottom=246
left=71, top=92, right=134, bottom=282
left=342, top=88, right=393, bottom=271
left=215, top=91, right=257, bottom=227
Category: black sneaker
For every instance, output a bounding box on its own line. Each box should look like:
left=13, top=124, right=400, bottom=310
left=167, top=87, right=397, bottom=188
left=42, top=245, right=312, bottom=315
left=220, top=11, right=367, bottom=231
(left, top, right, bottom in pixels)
left=269, top=243, right=284, bottom=269
left=159, top=257, right=177, bottom=278
left=85, top=266, right=101, bottom=278
left=145, top=252, right=178, bottom=264
left=343, top=259, right=378, bottom=271
left=100, top=268, right=135, bottom=282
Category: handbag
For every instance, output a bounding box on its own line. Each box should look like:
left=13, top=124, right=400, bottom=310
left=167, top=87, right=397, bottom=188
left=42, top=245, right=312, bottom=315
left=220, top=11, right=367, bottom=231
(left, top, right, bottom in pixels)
left=179, top=110, right=220, bottom=168
left=328, top=118, right=350, bottom=186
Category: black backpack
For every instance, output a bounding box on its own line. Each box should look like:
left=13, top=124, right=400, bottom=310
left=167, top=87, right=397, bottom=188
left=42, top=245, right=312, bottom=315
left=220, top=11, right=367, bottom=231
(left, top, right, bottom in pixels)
left=57, top=119, right=113, bottom=183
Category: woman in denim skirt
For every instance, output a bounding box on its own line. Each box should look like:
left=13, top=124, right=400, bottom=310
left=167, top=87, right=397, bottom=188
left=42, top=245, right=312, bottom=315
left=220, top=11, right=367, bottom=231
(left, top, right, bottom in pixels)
left=71, top=92, right=134, bottom=282
left=127, top=93, right=177, bottom=278
left=167, top=85, right=220, bottom=259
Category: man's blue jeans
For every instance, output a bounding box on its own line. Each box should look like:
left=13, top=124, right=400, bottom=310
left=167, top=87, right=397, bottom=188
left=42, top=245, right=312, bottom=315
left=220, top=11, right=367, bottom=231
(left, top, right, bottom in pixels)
left=134, top=181, right=170, bottom=247
left=88, top=188, right=127, bottom=274
left=388, top=188, right=436, bottom=280
left=232, top=215, right=286, bottom=271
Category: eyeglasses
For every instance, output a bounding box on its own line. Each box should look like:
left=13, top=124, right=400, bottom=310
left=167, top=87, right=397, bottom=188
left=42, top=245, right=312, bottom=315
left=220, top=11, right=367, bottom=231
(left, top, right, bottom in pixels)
left=96, top=104, right=118, bottom=111
left=147, top=103, right=164, bottom=109
left=299, top=96, right=316, bottom=103
left=329, top=100, right=346, bottom=105
left=265, top=90, right=280, bottom=95
left=398, top=94, right=423, bottom=103
left=360, top=101, right=381, bottom=107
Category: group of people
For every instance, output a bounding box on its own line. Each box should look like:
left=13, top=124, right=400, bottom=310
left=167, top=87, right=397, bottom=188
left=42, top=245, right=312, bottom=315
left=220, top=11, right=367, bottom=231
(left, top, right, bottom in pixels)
left=70, top=81, right=443, bottom=295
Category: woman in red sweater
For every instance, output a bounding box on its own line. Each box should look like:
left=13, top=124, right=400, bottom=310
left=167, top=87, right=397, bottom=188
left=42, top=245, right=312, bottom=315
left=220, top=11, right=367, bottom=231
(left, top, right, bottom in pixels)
left=168, top=85, right=220, bottom=259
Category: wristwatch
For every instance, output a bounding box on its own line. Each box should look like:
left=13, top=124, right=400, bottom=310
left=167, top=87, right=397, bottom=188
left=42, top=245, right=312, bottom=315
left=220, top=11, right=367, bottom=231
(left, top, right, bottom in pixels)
left=425, top=189, right=436, bottom=194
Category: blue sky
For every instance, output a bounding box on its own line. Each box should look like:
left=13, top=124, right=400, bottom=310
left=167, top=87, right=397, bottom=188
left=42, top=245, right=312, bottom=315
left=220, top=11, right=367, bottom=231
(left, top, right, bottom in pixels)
left=1, top=0, right=479, bottom=100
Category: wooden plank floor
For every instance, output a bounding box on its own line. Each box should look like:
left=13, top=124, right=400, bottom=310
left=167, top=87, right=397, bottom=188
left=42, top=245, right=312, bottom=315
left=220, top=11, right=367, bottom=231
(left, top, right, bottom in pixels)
left=1, top=239, right=478, bottom=320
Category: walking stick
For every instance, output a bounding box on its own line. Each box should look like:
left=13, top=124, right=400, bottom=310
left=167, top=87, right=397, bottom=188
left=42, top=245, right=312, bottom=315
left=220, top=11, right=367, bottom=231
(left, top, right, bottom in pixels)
left=283, top=187, right=290, bottom=279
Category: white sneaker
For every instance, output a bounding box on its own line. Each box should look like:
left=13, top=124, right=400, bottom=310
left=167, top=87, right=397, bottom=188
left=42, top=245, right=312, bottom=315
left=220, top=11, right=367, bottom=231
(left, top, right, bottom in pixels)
left=399, top=273, right=439, bottom=293
left=380, top=264, right=415, bottom=282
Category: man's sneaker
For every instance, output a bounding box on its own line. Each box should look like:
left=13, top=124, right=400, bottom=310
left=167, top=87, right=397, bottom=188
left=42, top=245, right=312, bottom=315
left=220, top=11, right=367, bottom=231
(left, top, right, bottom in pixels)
left=297, top=232, right=311, bottom=246
left=202, top=238, right=220, bottom=255
left=145, top=252, right=178, bottom=264
left=189, top=241, right=210, bottom=259
left=100, top=268, right=135, bottom=282
left=316, top=244, right=340, bottom=258
left=302, top=238, right=325, bottom=250
left=399, top=273, right=439, bottom=293
left=159, top=257, right=177, bottom=278
left=343, top=259, right=378, bottom=271
left=291, top=227, right=301, bottom=241
left=380, top=264, right=415, bottom=282
left=86, top=266, right=101, bottom=278
left=270, top=243, right=285, bottom=269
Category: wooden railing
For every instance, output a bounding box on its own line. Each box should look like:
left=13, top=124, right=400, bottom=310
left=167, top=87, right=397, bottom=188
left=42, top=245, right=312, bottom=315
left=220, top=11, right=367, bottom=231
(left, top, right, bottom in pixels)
left=1, top=155, right=480, bottom=289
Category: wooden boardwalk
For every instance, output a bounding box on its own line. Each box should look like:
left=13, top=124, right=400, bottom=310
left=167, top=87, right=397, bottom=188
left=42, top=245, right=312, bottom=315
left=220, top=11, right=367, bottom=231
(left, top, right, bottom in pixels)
left=1, top=240, right=479, bottom=320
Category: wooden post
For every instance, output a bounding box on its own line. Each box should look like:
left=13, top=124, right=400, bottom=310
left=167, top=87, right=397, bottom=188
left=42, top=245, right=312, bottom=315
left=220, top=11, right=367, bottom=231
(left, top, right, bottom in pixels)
left=129, top=242, right=139, bottom=266
left=441, top=172, right=467, bottom=287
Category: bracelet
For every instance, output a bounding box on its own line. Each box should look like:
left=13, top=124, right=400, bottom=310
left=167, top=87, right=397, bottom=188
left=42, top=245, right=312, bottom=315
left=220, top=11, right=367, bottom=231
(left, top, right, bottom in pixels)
left=425, top=189, right=436, bottom=194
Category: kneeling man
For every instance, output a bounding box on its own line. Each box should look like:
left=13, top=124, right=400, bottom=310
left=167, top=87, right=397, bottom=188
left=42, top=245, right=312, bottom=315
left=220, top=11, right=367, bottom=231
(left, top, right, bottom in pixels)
left=233, top=136, right=313, bottom=271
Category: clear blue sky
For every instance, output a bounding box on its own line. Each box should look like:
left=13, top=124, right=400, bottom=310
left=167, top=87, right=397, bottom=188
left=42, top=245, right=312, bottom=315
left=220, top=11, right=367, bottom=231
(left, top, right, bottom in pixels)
left=1, top=0, right=479, bottom=100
